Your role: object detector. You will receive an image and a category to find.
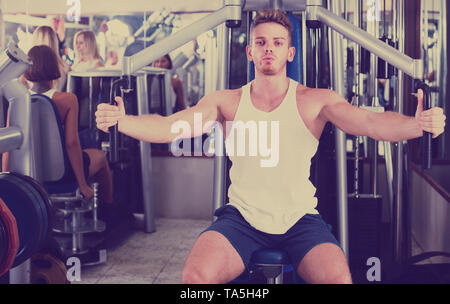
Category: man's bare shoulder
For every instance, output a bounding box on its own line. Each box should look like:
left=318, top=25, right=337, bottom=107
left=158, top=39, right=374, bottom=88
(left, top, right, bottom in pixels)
left=206, top=88, right=242, bottom=103
left=295, top=85, right=341, bottom=104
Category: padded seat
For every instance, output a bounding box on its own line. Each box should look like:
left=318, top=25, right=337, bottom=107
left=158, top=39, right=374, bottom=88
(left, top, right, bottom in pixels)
left=250, top=249, right=292, bottom=284
left=250, top=248, right=290, bottom=265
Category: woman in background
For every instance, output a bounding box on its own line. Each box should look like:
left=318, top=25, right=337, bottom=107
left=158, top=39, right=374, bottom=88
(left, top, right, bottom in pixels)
left=153, top=54, right=186, bottom=113
left=24, top=45, right=113, bottom=204
left=72, top=30, right=104, bottom=71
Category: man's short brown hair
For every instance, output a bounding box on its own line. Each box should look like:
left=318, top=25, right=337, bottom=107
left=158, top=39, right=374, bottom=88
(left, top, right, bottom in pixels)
left=250, top=9, right=293, bottom=46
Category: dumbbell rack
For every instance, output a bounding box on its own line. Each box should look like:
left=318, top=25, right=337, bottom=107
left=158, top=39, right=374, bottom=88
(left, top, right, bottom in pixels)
left=50, top=184, right=107, bottom=266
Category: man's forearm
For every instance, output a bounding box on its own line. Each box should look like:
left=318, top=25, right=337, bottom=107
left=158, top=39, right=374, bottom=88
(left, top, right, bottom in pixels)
left=117, top=114, right=178, bottom=143
left=372, top=111, right=422, bottom=142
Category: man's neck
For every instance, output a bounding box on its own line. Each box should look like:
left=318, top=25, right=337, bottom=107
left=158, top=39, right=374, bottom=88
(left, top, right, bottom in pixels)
left=251, top=72, right=289, bottom=99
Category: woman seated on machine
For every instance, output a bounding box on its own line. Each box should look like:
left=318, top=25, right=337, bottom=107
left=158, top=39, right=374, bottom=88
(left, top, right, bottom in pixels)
left=24, top=45, right=113, bottom=204
left=71, top=30, right=104, bottom=72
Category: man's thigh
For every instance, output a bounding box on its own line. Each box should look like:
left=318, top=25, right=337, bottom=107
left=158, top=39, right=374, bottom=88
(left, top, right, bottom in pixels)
left=182, top=205, right=270, bottom=283
left=182, top=231, right=246, bottom=284
left=297, top=242, right=352, bottom=284
left=283, top=214, right=351, bottom=283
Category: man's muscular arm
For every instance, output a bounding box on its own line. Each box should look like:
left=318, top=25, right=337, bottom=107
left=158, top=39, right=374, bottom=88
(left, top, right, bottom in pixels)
left=318, top=89, right=446, bottom=142
left=96, top=90, right=225, bottom=143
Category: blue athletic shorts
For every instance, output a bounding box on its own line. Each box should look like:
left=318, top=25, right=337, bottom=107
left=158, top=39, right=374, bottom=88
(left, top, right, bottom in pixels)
left=202, top=204, right=341, bottom=272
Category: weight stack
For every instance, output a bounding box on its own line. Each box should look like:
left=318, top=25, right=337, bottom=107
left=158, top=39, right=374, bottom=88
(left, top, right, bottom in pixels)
left=348, top=196, right=382, bottom=284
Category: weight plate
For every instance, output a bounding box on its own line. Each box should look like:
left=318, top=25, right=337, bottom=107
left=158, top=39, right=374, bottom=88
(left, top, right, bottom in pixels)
left=21, top=175, right=53, bottom=244
left=5, top=173, right=47, bottom=259
left=0, top=218, right=8, bottom=266
left=9, top=174, right=47, bottom=255
left=0, top=174, right=42, bottom=267
left=31, top=253, right=69, bottom=284
left=0, top=197, right=20, bottom=277
left=9, top=173, right=53, bottom=248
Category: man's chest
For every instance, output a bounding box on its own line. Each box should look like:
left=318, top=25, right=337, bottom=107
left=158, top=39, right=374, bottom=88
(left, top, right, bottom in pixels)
left=219, top=94, right=325, bottom=141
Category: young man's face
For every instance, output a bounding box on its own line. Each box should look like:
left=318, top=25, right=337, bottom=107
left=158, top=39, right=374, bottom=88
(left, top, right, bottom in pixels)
left=246, top=22, right=295, bottom=76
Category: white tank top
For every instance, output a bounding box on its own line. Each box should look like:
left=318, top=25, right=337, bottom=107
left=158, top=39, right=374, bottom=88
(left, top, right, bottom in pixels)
left=225, top=78, right=320, bottom=234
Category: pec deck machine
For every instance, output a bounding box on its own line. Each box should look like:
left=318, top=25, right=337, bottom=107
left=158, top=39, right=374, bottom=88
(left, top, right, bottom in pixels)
left=0, top=0, right=434, bottom=284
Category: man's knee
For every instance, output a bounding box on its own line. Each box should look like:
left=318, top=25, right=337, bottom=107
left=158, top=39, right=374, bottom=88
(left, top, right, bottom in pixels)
left=297, top=267, right=352, bottom=284
left=326, top=270, right=353, bottom=284
left=297, top=243, right=353, bottom=284
left=181, top=265, right=216, bottom=284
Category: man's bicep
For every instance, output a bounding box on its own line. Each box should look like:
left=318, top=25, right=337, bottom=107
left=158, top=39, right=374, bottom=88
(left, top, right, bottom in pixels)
left=321, top=100, right=375, bottom=137
left=168, top=92, right=221, bottom=138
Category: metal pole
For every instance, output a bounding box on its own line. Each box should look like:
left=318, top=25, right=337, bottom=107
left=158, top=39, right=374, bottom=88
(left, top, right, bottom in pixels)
left=302, top=11, right=308, bottom=85
left=212, top=15, right=231, bottom=220
left=353, top=0, right=362, bottom=197
left=136, top=73, right=156, bottom=233
left=88, top=77, right=93, bottom=129
left=393, top=0, right=405, bottom=265
left=122, top=1, right=241, bottom=75
left=438, top=0, right=448, bottom=158
left=368, top=7, right=379, bottom=196
left=328, top=0, right=349, bottom=257
left=269, top=0, right=283, bottom=10
left=307, top=5, right=423, bottom=78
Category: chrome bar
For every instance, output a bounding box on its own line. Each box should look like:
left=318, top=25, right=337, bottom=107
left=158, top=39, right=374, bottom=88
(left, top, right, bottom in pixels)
left=122, top=1, right=241, bottom=75
left=393, top=0, right=405, bottom=265
left=3, top=80, right=34, bottom=177
left=301, top=11, right=307, bottom=85
left=383, top=141, right=394, bottom=218
left=49, top=194, right=84, bottom=203
left=0, top=127, right=22, bottom=153
left=328, top=0, right=349, bottom=257
left=306, top=5, right=423, bottom=79
left=212, top=16, right=231, bottom=220
left=136, top=72, right=156, bottom=233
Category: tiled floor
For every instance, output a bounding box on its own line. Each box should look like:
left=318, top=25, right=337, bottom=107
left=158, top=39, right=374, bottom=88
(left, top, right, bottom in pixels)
left=73, top=217, right=211, bottom=284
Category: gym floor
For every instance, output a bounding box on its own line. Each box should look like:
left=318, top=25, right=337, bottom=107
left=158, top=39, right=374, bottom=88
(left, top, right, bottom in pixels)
left=72, top=217, right=432, bottom=284
left=72, top=217, right=210, bottom=284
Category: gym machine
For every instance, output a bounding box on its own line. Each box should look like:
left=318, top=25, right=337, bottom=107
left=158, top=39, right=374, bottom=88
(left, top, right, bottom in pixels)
left=0, top=42, right=43, bottom=283
left=67, top=67, right=173, bottom=234
left=96, top=0, right=242, bottom=231
left=115, top=0, right=432, bottom=283
left=213, top=0, right=432, bottom=283
left=0, top=43, right=99, bottom=283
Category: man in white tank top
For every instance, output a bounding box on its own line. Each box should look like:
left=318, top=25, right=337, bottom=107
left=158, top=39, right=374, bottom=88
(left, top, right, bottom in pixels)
left=95, top=9, right=446, bottom=284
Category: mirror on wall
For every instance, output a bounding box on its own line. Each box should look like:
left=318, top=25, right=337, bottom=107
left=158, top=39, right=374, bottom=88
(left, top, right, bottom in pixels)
left=1, top=8, right=217, bottom=107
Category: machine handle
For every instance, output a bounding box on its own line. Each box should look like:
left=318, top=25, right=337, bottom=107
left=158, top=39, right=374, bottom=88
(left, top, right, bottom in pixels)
left=415, top=81, right=432, bottom=170
left=108, top=78, right=129, bottom=163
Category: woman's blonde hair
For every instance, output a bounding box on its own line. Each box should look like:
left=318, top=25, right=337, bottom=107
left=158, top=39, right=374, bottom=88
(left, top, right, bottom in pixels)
left=32, top=26, right=66, bottom=77
left=73, top=30, right=102, bottom=62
